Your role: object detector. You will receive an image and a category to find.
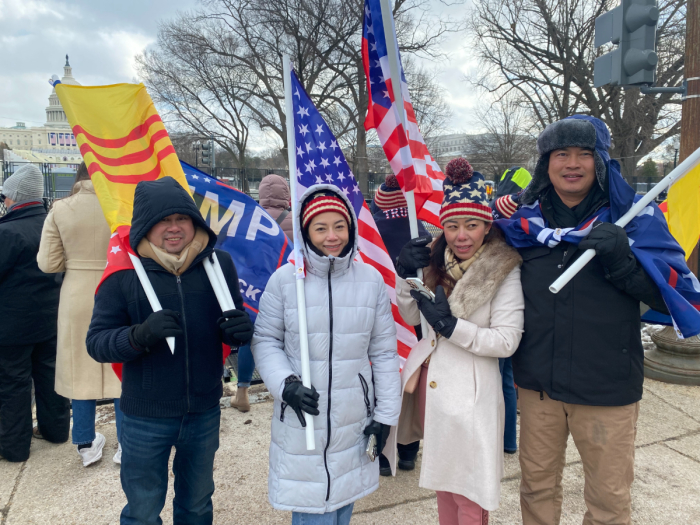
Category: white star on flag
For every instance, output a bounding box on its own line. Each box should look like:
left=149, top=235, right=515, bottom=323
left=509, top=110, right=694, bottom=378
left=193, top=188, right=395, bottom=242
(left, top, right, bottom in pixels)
left=297, top=106, right=310, bottom=118
left=315, top=125, right=324, bottom=136
left=337, top=171, right=346, bottom=181
left=325, top=173, right=334, bottom=182
left=305, top=142, right=313, bottom=153
left=341, top=186, right=350, bottom=196
left=352, top=185, right=360, bottom=194
left=315, top=175, right=324, bottom=184
left=203, top=178, right=211, bottom=183
left=297, top=168, right=303, bottom=179
left=305, top=159, right=317, bottom=173
left=299, top=124, right=309, bottom=136
left=191, top=175, right=199, bottom=179
left=320, top=157, right=330, bottom=168
left=294, top=88, right=300, bottom=99
left=110, top=246, right=121, bottom=255
left=382, top=90, right=390, bottom=99
left=297, top=145, right=304, bottom=157
left=330, top=140, right=338, bottom=149
left=333, top=156, right=342, bottom=166
left=317, top=141, right=327, bottom=152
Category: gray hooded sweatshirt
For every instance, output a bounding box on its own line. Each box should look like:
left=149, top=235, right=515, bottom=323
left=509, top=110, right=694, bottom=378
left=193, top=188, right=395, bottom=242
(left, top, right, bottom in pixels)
left=251, top=184, right=401, bottom=514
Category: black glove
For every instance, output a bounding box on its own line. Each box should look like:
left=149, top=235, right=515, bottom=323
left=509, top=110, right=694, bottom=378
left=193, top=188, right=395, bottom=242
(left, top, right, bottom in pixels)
left=579, top=221, right=635, bottom=278
left=396, top=235, right=432, bottom=279
left=131, top=309, right=183, bottom=350
left=410, top=285, right=458, bottom=338
left=218, top=309, right=254, bottom=346
left=364, top=420, right=391, bottom=457
left=282, top=377, right=320, bottom=427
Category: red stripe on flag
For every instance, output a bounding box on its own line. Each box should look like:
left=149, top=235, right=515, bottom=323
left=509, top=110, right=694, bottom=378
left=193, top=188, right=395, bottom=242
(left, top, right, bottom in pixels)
left=520, top=217, right=530, bottom=235
left=73, top=114, right=163, bottom=149
left=88, top=146, right=177, bottom=184
left=79, top=129, right=169, bottom=166
left=276, top=235, right=289, bottom=269
left=668, top=267, right=678, bottom=288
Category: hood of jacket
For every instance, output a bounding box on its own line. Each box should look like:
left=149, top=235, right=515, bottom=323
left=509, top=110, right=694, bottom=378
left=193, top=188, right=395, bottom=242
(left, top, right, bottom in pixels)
left=129, top=176, right=216, bottom=254
left=259, top=174, right=291, bottom=210
left=295, top=184, right=359, bottom=277
left=521, top=115, right=611, bottom=205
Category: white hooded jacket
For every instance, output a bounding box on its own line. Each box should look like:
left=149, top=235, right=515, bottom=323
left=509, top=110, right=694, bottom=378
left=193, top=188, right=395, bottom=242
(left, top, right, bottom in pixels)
left=251, top=184, right=402, bottom=514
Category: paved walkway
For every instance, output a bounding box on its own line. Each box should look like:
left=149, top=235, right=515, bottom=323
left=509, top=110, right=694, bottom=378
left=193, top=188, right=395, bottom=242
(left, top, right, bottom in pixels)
left=2, top=379, right=700, bottom=524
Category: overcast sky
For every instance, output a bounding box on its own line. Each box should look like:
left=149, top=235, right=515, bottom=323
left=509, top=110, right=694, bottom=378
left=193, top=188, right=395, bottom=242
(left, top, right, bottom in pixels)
left=0, top=0, right=481, bottom=143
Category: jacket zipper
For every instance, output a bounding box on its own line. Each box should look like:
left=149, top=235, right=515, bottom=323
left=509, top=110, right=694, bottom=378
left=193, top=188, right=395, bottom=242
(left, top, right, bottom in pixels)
left=358, top=374, right=371, bottom=417
left=280, top=402, right=287, bottom=422
left=176, top=275, right=191, bottom=412
left=324, top=258, right=335, bottom=502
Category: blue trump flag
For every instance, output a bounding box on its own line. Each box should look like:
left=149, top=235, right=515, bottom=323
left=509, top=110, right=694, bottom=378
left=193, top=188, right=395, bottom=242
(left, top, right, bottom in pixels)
left=180, top=162, right=292, bottom=321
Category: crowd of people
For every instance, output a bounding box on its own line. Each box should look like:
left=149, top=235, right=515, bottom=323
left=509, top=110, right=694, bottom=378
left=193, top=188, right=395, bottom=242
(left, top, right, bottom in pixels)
left=0, top=114, right=677, bottom=525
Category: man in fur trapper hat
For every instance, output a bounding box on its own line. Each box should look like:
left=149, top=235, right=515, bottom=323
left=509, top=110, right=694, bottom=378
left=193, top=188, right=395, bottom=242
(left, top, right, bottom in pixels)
left=496, top=115, right=670, bottom=525
left=370, top=172, right=430, bottom=476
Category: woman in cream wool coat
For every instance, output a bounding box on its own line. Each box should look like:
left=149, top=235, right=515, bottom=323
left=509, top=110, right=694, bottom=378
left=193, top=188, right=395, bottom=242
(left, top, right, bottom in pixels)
left=387, top=158, right=524, bottom=525
left=37, top=166, right=122, bottom=467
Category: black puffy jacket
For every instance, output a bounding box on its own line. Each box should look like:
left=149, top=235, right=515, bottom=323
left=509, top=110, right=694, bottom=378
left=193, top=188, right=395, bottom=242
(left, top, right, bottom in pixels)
left=513, top=240, right=667, bottom=407
left=87, top=178, right=244, bottom=418
left=0, top=202, right=61, bottom=345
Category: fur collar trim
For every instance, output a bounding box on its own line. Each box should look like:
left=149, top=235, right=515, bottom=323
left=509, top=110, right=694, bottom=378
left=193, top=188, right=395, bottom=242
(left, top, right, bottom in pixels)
left=447, top=235, right=522, bottom=320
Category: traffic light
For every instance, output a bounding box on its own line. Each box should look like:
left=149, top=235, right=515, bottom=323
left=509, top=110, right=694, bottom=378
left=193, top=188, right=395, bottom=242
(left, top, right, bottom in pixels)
left=201, top=142, right=211, bottom=165
left=593, top=0, right=659, bottom=88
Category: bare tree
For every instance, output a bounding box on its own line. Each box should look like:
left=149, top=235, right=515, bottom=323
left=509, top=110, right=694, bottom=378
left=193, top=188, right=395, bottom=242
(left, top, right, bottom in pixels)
left=467, top=95, right=537, bottom=179
left=138, top=0, right=461, bottom=194
left=469, top=0, right=685, bottom=180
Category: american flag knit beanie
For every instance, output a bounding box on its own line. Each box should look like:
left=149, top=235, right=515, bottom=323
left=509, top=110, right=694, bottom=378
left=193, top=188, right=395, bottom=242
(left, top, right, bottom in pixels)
left=373, top=173, right=407, bottom=210
left=301, top=190, right=352, bottom=229
left=440, top=158, right=493, bottom=225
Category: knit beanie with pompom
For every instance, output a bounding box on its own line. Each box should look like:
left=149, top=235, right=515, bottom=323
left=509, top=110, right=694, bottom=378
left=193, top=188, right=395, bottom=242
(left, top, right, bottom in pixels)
left=439, top=158, right=493, bottom=225
left=373, top=173, right=407, bottom=211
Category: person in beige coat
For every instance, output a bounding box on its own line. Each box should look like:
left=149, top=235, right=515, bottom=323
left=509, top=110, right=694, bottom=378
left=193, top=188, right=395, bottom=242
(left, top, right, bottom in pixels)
left=387, top=158, right=525, bottom=525
left=37, top=164, right=122, bottom=467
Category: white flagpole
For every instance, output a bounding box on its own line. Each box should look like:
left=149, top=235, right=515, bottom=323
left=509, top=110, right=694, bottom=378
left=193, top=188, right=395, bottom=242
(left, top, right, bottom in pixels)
left=549, top=146, right=700, bottom=294
left=128, top=253, right=176, bottom=354
left=283, top=54, right=316, bottom=450
left=379, top=0, right=430, bottom=335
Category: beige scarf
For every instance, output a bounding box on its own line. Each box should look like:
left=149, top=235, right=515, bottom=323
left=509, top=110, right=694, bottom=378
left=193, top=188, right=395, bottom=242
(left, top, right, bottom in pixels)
left=137, top=227, right=210, bottom=275
left=444, top=244, right=486, bottom=282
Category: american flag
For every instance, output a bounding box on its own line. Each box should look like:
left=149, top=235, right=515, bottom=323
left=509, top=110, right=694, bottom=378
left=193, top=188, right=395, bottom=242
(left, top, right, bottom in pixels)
left=290, top=69, right=417, bottom=365
left=362, top=0, right=444, bottom=227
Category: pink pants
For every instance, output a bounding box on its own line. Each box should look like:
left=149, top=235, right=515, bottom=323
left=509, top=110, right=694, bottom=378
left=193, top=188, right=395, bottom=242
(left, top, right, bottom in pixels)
left=436, top=491, right=489, bottom=525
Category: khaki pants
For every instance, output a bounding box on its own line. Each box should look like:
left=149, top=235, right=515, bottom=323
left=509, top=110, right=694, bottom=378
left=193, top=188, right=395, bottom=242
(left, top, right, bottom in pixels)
left=519, top=388, right=639, bottom=525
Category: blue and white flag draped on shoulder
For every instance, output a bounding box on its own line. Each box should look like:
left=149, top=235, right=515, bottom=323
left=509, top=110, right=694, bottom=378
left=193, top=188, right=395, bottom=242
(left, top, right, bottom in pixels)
left=181, top=161, right=292, bottom=322
left=495, top=161, right=700, bottom=339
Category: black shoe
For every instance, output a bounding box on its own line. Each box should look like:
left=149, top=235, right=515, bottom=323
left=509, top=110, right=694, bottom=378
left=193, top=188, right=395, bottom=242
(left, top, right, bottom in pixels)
left=398, top=458, right=415, bottom=471
left=504, top=448, right=517, bottom=455
left=379, top=454, right=392, bottom=476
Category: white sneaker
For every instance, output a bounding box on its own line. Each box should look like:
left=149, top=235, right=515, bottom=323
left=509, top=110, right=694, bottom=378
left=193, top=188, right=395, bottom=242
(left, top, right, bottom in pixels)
left=113, top=443, right=122, bottom=465
left=77, top=432, right=105, bottom=467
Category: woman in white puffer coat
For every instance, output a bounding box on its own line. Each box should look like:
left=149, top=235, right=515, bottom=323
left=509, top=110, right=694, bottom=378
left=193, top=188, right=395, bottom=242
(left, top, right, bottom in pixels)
left=252, top=185, right=402, bottom=524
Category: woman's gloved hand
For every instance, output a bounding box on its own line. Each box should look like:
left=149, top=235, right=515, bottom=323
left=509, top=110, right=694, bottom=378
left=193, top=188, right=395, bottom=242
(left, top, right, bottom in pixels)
left=364, top=420, right=391, bottom=457
left=410, top=285, right=457, bottom=338
left=396, top=235, right=432, bottom=279
left=579, top=221, right=635, bottom=278
left=218, top=309, right=254, bottom=346
left=130, top=309, right=183, bottom=350
left=282, top=376, right=320, bottom=427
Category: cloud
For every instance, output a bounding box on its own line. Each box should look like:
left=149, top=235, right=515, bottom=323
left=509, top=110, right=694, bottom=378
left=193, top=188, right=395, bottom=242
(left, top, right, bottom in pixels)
left=0, top=0, right=191, bottom=128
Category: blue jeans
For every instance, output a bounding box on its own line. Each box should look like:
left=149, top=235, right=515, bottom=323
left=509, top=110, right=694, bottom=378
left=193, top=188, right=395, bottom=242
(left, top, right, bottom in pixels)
left=119, top=405, right=221, bottom=525
left=236, top=343, right=255, bottom=388
left=72, top=399, right=123, bottom=445
left=499, top=357, right=517, bottom=452
left=292, top=503, right=354, bottom=525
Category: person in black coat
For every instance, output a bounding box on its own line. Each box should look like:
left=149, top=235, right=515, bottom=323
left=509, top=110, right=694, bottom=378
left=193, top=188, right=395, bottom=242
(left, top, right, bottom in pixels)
left=87, top=177, right=253, bottom=525
left=0, top=164, right=70, bottom=462
left=510, top=116, right=668, bottom=525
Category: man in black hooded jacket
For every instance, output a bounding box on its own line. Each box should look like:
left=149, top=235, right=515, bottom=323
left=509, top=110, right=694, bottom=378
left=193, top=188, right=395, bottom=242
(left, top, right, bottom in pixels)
left=87, top=177, right=253, bottom=525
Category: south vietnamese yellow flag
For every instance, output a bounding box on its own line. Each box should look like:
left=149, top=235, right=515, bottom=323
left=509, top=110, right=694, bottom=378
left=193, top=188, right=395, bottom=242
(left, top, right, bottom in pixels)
left=666, top=158, right=700, bottom=259
left=54, top=82, right=190, bottom=232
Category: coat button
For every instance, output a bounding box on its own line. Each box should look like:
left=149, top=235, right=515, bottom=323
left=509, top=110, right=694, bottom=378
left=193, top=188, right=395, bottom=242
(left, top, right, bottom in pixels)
left=622, top=348, right=628, bottom=354
left=429, top=381, right=437, bottom=389
left=431, top=340, right=435, bottom=347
